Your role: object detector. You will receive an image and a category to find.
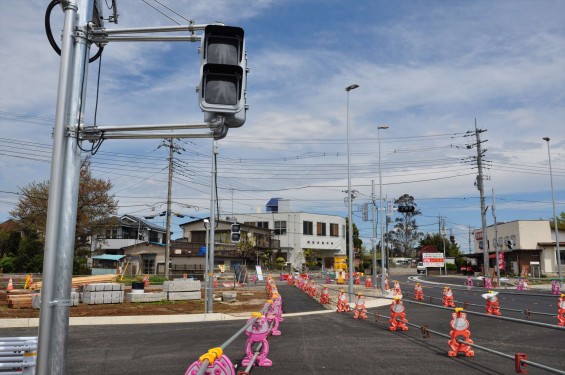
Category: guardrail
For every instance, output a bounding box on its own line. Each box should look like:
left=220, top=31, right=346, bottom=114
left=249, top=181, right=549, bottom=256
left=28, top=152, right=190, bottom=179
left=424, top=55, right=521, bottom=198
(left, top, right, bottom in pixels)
left=0, top=337, right=37, bottom=375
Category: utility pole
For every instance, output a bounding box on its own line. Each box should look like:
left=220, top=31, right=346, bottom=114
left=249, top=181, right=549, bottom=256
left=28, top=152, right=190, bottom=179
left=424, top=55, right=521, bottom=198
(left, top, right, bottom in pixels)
left=492, top=188, right=500, bottom=283
left=207, top=141, right=218, bottom=313
left=466, top=120, right=489, bottom=277
left=165, top=139, right=174, bottom=279
left=440, top=216, right=447, bottom=275
left=160, top=138, right=184, bottom=279
left=468, top=225, right=472, bottom=254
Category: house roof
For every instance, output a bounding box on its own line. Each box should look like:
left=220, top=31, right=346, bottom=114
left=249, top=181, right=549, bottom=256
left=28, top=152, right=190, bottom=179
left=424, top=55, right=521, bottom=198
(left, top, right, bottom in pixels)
left=92, top=254, right=126, bottom=261
left=120, top=215, right=166, bottom=232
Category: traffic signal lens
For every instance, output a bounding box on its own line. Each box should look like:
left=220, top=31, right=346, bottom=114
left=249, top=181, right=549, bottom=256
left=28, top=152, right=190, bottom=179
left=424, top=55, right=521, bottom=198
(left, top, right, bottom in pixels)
left=206, top=37, right=240, bottom=65
left=204, top=73, right=239, bottom=105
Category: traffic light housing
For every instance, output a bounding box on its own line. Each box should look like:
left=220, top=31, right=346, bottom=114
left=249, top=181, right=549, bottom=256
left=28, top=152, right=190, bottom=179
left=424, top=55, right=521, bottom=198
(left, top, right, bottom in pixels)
left=397, top=205, right=415, bottom=213
left=231, top=223, right=241, bottom=243
left=199, top=25, right=247, bottom=128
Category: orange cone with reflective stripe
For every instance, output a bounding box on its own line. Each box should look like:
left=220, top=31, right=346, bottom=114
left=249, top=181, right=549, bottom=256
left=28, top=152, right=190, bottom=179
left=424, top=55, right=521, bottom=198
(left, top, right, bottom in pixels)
left=6, top=278, right=14, bottom=291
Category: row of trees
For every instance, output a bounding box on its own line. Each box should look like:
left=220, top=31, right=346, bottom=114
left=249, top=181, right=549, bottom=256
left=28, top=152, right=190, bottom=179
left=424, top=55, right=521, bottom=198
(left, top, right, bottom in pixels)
left=0, top=158, right=118, bottom=274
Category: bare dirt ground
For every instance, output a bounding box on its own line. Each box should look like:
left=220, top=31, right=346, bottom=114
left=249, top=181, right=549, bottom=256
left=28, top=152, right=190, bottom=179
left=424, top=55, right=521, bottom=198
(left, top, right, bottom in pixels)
left=0, top=288, right=269, bottom=319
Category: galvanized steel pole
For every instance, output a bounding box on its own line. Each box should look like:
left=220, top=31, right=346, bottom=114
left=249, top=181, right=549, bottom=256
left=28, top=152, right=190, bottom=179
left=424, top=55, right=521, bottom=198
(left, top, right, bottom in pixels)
left=37, top=1, right=94, bottom=373
left=345, top=84, right=359, bottom=303
left=378, top=125, right=388, bottom=292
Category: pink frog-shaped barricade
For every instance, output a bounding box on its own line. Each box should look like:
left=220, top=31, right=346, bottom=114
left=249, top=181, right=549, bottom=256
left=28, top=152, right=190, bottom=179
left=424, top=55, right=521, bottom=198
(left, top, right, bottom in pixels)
left=185, top=347, right=235, bottom=375
left=241, top=312, right=273, bottom=367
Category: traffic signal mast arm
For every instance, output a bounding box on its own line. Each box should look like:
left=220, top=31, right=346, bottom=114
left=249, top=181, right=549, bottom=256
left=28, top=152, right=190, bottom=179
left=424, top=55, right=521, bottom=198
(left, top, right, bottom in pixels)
left=82, top=23, right=247, bottom=141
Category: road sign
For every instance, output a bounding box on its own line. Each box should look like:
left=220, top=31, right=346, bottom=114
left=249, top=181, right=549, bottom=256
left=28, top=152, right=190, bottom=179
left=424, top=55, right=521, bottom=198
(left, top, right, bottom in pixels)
left=422, top=252, right=445, bottom=267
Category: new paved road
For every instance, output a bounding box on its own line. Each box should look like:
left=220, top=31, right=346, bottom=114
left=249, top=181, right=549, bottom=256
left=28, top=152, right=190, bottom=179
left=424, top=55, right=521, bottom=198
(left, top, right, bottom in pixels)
left=2, top=278, right=564, bottom=374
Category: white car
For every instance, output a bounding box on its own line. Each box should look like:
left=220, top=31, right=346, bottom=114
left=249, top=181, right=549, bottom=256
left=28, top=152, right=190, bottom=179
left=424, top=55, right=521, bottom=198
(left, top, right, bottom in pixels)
left=417, top=262, right=426, bottom=274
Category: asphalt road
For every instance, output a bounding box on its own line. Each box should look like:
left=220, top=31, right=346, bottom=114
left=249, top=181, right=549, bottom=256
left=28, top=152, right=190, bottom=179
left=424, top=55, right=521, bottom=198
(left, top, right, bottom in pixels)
left=1, top=277, right=564, bottom=374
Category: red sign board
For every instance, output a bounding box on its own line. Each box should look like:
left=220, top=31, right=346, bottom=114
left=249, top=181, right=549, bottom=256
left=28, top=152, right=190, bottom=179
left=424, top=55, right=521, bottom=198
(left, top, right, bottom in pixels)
left=498, top=252, right=505, bottom=270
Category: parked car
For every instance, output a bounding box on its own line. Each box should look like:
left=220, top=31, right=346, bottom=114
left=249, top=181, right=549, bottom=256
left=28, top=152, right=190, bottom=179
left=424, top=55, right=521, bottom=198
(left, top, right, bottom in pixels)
left=417, top=262, right=426, bottom=274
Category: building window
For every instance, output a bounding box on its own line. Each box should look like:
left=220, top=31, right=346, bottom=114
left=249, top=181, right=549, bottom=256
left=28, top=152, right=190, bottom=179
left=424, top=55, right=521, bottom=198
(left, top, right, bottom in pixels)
left=106, top=228, right=118, bottom=239
left=303, top=221, right=313, bottom=235
left=143, top=257, right=155, bottom=274
left=317, top=222, right=326, bottom=236
left=330, top=223, right=339, bottom=237
left=148, top=231, right=159, bottom=243
left=274, top=221, right=287, bottom=235
left=257, top=221, right=269, bottom=229
left=122, top=227, right=137, bottom=239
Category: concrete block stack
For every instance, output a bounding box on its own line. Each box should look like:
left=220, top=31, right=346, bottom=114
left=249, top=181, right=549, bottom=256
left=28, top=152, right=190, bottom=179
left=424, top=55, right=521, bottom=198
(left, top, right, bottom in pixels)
left=163, top=279, right=201, bottom=301
left=82, top=283, right=124, bottom=305
left=125, top=291, right=167, bottom=303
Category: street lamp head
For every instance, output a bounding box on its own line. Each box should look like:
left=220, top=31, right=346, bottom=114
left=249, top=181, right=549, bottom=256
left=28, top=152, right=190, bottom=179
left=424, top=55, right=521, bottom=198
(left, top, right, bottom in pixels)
left=543, top=137, right=550, bottom=142
left=378, top=125, right=389, bottom=130
left=345, top=84, right=359, bottom=92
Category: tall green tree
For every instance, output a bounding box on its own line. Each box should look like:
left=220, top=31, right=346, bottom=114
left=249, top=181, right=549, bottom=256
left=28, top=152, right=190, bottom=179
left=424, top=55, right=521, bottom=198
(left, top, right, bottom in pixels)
left=388, top=194, right=423, bottom=257
left=9, top=158, right=118, bottom=274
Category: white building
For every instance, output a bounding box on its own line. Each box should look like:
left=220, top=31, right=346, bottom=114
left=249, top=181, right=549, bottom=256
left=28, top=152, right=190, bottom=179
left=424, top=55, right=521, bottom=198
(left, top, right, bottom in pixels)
left=229, top=198, right=346, bottom=271
left=473, top=220, right=564, bottom=277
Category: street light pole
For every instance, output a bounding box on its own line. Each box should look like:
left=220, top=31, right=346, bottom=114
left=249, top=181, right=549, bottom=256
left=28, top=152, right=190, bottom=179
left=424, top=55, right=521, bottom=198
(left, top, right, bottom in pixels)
left=345, top=83, right=359, bottom=303
left=378, top=125, right=388, bottom=293
left=543, top=137, right=562, bottom=287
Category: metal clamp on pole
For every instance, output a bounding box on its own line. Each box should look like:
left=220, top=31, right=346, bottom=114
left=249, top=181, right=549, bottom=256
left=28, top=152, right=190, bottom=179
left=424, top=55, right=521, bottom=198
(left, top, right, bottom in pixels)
left=48, top=299, right=71, bottom=307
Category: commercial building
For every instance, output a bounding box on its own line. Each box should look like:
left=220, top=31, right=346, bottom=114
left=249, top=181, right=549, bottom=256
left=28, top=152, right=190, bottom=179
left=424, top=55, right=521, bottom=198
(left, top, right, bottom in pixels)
left=473, top=220, right=564, bottom=277
left=229, top=198, right=347, bottom=271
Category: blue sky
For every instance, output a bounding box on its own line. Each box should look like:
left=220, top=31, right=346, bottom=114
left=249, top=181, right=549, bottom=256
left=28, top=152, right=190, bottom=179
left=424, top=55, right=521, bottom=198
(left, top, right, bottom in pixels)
left=1, top=0, right=564, bottom=254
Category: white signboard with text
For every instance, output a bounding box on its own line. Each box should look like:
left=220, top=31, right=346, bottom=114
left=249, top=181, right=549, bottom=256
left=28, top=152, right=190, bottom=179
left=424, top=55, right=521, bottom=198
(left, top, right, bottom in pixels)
left=423, top=252, right=445, bottom=268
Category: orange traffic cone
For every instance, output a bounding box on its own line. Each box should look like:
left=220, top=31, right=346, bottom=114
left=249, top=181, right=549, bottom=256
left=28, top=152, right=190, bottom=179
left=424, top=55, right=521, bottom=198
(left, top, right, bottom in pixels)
left=6, top=278, right=14, bottom=291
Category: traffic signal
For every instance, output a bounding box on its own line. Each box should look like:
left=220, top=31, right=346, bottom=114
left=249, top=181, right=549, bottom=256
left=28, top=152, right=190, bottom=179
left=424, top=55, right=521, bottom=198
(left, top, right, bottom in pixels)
left=397, top=205, right=415, bottom=213
left=199, top=25, right=247, bottom=128
left=231, top=223, right=241, bottom=243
